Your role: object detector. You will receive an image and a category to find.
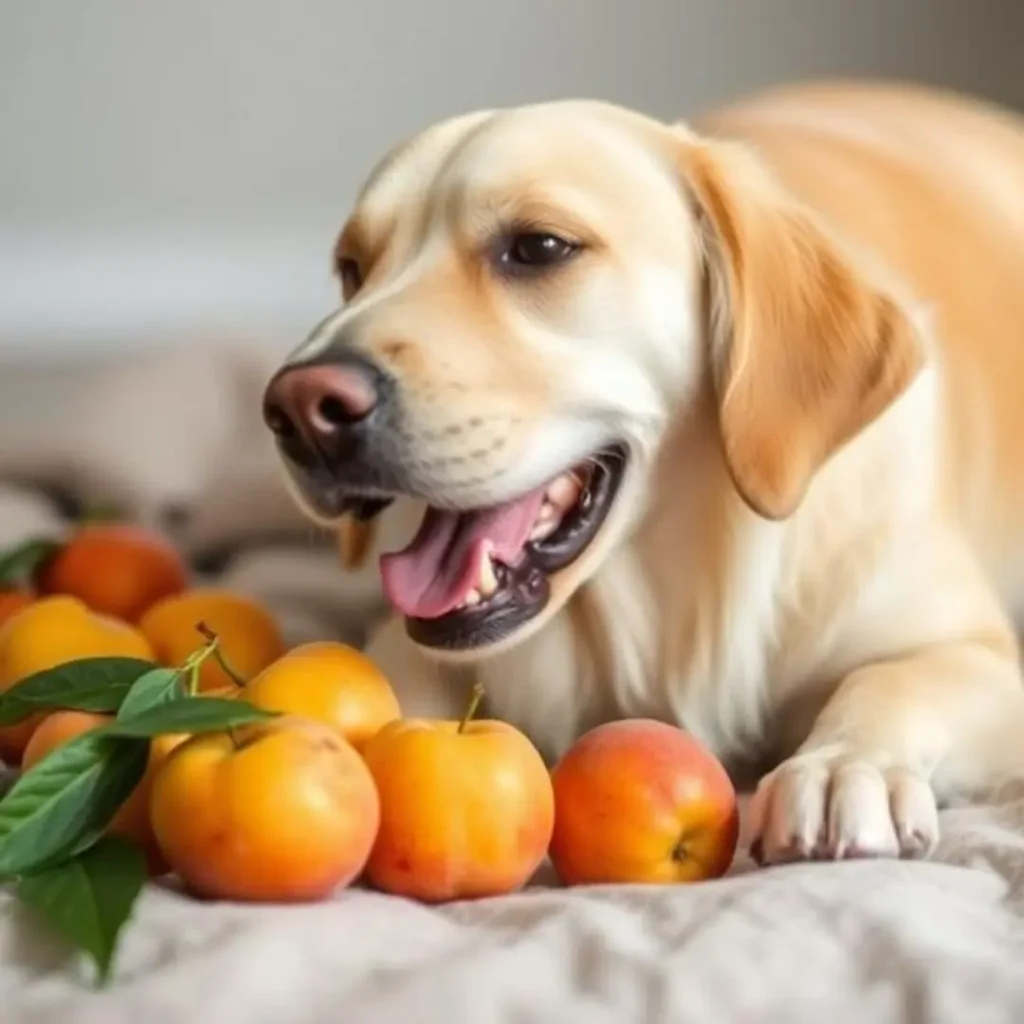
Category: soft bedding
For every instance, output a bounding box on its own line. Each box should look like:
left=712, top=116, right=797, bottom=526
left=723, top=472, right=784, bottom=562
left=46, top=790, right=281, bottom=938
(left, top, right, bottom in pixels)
left=2, top=344, right=1024, bottom=1024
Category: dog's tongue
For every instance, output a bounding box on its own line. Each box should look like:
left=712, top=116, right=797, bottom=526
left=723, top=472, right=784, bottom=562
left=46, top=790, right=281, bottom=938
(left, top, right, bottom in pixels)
left=380, top=487, right=547, bottom=619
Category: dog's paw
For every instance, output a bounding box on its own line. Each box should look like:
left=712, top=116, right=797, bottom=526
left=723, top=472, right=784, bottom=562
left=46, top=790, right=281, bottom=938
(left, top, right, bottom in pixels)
left=748, top=751, right=939, bottom=865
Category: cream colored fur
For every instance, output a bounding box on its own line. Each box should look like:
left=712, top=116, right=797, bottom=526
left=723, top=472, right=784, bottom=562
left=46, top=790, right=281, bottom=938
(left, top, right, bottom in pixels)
left=276, top=81, right=1024, bottom=865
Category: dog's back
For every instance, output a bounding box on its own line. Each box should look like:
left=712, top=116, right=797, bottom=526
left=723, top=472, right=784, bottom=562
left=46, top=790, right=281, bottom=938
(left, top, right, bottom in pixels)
left=697, top=81, right=1024, bottom=614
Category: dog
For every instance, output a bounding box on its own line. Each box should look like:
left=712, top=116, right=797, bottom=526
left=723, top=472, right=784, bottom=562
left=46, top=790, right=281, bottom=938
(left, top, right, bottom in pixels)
left=262, top=80, right=1024, bottom=866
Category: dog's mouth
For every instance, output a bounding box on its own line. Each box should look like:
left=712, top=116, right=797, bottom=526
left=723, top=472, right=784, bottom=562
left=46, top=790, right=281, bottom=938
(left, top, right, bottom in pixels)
left=375, top=443, right=628, bottom=650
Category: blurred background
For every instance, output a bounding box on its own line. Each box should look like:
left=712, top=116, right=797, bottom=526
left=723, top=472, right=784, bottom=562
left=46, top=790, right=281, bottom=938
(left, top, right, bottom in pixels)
left=0, top=0, right=1021, bottom=641
left=2, top=0, right=1023, bottom=365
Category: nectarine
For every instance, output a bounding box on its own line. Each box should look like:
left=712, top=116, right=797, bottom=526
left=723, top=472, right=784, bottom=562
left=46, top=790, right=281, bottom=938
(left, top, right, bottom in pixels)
left=243, top=641, right=400, bottom=751
left=362, top=687, right=554, bottom=902
left=22, top=709, right=186, bottom=873
left=140, top=589, right=285, bottom=691
left=0, top=596, right=154, bottom=764
left=38, top=523, right=189, bottom=623
left=0, top=590, right=32, bottom=628
left=549, top=719, right=739, bottom=885
left=149, top=716, right=379, bottom=901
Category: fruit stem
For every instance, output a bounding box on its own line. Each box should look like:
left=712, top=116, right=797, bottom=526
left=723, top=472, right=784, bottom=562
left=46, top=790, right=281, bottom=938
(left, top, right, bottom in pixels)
left=672, top=832, right=690, bottom=864
left=458, top=681, right=485, bottom=734
left=194, top=621, right=247, bottom=689
left=175, top=624, right=231, bottom=695
left=186, top=664, right=200, bottom=698
left=177, top=629, right=218, bottom=696
left=212, top=648, right=247, bottom=689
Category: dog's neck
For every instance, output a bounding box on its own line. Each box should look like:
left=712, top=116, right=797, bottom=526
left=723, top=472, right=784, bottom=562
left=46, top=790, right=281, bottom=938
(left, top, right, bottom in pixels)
left=475, top=360, right=939, bottom=769
left=476, top=402, right=785, bottom=766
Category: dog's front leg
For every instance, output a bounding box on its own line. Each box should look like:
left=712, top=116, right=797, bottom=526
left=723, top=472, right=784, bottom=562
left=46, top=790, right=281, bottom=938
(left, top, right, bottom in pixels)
left=364, top=614, right=474, bottom=721
left=750, top=639, right=1024, bottom=864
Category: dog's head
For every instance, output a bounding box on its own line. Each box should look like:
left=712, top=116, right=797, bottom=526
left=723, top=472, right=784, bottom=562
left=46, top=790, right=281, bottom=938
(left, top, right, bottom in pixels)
left=264, top=101, right=923, bottom=659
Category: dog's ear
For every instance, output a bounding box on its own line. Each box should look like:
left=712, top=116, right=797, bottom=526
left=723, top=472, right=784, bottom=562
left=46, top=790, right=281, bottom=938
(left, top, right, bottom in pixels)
left=679, top=137, right=925, bottom=519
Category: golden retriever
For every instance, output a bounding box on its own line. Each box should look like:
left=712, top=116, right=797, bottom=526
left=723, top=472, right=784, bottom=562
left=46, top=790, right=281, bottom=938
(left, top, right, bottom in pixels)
left=263, top=80, right=1024, bottom=865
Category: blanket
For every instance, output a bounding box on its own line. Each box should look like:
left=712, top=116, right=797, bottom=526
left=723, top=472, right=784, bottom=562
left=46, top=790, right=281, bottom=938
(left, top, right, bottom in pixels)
left=2, top=343, right=1024, bottom=1024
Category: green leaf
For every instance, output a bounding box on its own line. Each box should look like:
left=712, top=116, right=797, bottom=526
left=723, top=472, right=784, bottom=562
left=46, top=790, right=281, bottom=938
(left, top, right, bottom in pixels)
left=116, top=668, right=183, bottom=721
left=0, top=658, right=157, bottom=725
left=18, top=836, right=146, bottom=986
left=108, top=696, right=275, bottom=737
left=37, top=826, right=109, bottom=871
left=0, top=731, right=148, bottom=875
left=0, top=537, right=62, bottom=587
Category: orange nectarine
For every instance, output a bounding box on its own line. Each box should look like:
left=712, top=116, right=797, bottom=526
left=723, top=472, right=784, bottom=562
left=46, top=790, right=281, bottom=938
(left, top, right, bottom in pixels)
left=0, top=596, right=154, bottom=764
left=149, top=716, right=380, bottom=901
left=140, top=589, right=285, bottom=691
left=242, top=641, right=400, bottom=751
left=22, top=709, right=186, bottom=873
left=362, top=690, right=554, bottom=902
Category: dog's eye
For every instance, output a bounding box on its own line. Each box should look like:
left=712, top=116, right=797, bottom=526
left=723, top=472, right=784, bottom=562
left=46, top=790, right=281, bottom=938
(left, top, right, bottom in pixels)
left=337, top=257, right=363, bottom=298
left=498, top=232, right=579, bottom=273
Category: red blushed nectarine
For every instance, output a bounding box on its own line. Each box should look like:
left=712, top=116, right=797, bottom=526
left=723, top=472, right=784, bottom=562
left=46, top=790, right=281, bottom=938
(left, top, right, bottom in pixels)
left=550, top=719, right=739, bottom=885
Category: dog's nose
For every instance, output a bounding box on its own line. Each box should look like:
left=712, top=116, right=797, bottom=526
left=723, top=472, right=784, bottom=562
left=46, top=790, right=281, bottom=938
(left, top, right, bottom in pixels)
left=263, top=357, right=383, bottom=447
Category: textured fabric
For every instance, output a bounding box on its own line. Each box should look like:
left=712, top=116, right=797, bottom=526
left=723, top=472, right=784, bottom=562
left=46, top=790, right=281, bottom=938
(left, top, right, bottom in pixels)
left=2, top=347, right=1024, bottom=1023
left=3, top=801, right=1024, bottom=1024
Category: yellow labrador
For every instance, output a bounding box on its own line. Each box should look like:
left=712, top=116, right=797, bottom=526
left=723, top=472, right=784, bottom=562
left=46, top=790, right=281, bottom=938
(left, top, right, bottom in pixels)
left=263, top=81, right=1024, bottom=864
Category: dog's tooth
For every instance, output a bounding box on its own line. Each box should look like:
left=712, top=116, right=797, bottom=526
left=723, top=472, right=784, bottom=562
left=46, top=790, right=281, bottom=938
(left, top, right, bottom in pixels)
left=463, top=589, right=482, bottom=607
left=478, top=552, right=499, bottom=597
left=546, top=472, right=582, bottom=510
left=529, top=520, right=557, bottom=542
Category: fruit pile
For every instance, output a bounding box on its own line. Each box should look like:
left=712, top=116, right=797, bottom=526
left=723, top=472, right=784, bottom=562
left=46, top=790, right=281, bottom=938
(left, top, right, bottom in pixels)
left=0, top=524, right=740, bottom=987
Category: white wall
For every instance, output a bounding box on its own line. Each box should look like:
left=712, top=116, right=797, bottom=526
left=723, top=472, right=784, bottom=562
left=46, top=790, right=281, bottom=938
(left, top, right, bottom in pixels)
left=2, top=0, right=1022, bottom=358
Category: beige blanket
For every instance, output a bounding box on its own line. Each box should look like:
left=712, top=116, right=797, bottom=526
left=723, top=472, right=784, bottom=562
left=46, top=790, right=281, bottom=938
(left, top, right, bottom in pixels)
left=2, top=345, right=1024, bottom=1023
